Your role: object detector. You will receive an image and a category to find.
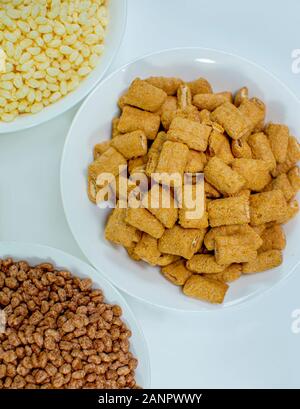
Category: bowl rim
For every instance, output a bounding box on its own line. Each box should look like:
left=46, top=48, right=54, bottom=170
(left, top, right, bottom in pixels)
left=0, top=240, right=151, bottom=387
left=61, top=46, right=300, bottom=313
left=0, top=0, right=128, bottom=134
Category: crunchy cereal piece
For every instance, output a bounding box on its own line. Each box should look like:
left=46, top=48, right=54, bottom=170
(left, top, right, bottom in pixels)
left=215, top=234, right=257, bottom=265
left=249, top=190, right=287, bottom=225
left=146, top=132, right=167, bottom=176
left=118, top=95, right=127, bottom=110
left=265, top=123, right=289, bottom=163
left=145, top=76, right=183, bottom=95
left=157, top=254, right=180, bottom=267
left=239, top=98, right=266, bottom=132
left=112, top=117, right=120, bottom=138
left=111, top=130, right=148, bottom=159
left=187, top=254, right=227, bottom=274
left=288, top=166, right=300, bottom=192
left=204, top=264, right=242, bottom=283
left=185, top=150, right=207, bottom=173
left=160, top=96, right=178, bottom=129
left=193, top=92, right=232, bottom=111
left=158, top=225, right=206, bottom=260
left=128, top=155, right=148, bottom=174
left=204, top=224, right=263, bottom=251
left=259, top=225, right=286, bottom=252
left=122, top=78, right=167, bottom=112
left=248, top=132, right=276, bottom=171
left=207, top=130, right=234, bottom=164
left=231, top=158, right=271, bottom=192
left=183, top=275, right=228, bottom=304
left=118, top=106, right=160, bottom=140
left=199, top=109, right=211, bottom=123
left=234, top=87, right=248, bottom=107
left=264, top=173, right=295, bottom=202
left=142, top=184, right=178, bottom=228
left=179, top=184, right=208, bottom=229
left=167, top=117, right=211, bottom=151
left=88, top=147, right=126, bottom=182
left=204, top=157, right=245, bottom=195
left=231, top=137, right=253, bottom=159
left=211, top=102, right=252, bottom=140
left=161, top=259, right=192, bottom=286
left=93, top=141, right=111, bottom=159
left=105, top=208, right=141, bottom=248
left=133, top=233, right=161, bottom=265
left=188, top=77, right=213, bottom=95
left=87, top=176, right=99, bottom=203
left=277, top=199, right=299, bottom=224
left=243, top=250, right=283, bottom=274
left=272, top=136, right=300, bottom=177
left=125, top=208, right=165, bottom=239
left=208, top=196, right=250, bottom=227
left=204, top=182, right=221, bottom=198
left=154, top=141, right=189, bottom=185
left=228, top=189, right=251, bottom=200
left=126, top=244, right=141, bottom=261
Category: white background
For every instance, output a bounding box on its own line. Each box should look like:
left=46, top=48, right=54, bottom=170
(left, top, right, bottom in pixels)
left=1, top=0, right=300, bottom=388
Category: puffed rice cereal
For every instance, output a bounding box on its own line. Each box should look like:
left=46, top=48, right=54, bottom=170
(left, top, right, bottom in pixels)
left=0, top=0, right=108, bottom=122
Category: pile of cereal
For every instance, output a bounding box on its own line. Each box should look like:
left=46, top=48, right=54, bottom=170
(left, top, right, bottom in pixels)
left=0, top=258, right=138, bottom=389
left=0, top=0, right=108, bottom=122
left=87, top=76, right=300, bottom=304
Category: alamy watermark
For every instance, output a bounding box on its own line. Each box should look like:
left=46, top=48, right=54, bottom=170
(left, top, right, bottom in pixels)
left=291, top=309, right=300, bottom=334
left=94, top=166, right=205, bottom=220
left=291, top=49, right=300, bottom=74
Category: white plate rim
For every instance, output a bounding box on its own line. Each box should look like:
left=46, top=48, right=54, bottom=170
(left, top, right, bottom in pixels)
left=0, top=0, right=127, bottom=134
left=61, top=46, right=300, bottom=313
left=0, top=240, right=151, bottom=388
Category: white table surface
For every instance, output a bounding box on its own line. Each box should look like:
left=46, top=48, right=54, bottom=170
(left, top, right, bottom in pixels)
left=1, top=0, right=300, bottom=389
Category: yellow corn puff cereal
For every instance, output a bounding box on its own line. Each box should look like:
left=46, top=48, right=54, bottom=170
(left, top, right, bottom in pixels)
left=125, top=208, right=165, bottom=239
left=208, top=130, right=234, bottom=164
left=211, top=102, right=252, bottom=140
left=118, top=106, right=160, bottom=140
left=145, top=76, right=183, bottom=96
left=264, top=173, right=295, bottom=202
left=183, top=275, right=228, bottom=304
left=215, top=234, right=257, bottom=265
left=188, top=77, right=213, bottom=95
left=167, top=117, right=211, bottom=151
left=231, top=137, right=253, bottom=159
left=142, top=184, right=178, bottom=228
left=204, top=264, right=242, bottom=283
left=122, top=78, right=167, bottom=112
left=243, top=250, right=283, bottom=274
left=187, top=254, right=227, bottom=274
left=259, top=225, right=286, bottom=252
left=232, top=158, right=271, bottom=192
left=193, top=92, right=232, bottom=111
left=133, top=233, right=161, bottom=265
left=111, top=130, right=147, bottom=159
left=208, top=196, right=250, bottom=227
left=204, top=157, right=245, bottom=195
left=250, top=190, right=287, bottom=225
left=160, top=96, right=178, bottom=129
left=185, top=150, right=207, bottom=173
left=161, top=259, right=192, bottom=286
left=239, top=98, right=265, bottom=132
left=234, top=87, right=248, bottom=107
left=288, top=166, right=300, bottom=192
left=158, top=225, right=206, bottom=260
left=265, top=123, right=289, bottom=164
left=155, top=141, right=189, bottom=185
left=105, top=208, right=141, bottom=248
left=247, top=132, right=276, bottom=171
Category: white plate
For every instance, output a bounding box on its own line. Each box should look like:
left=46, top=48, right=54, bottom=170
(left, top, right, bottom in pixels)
left=0, top=242, right=151, bottom=388
left=0, top=0, right=127, bottom=134
left=61, top=47, right=300, bottom=312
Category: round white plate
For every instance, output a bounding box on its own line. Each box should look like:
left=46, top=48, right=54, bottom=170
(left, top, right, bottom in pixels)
left=61, top=47, right=300, bottom=312
left=0, top=0, right=127, bottom=134
left=0, top=242, right=151, bottom=388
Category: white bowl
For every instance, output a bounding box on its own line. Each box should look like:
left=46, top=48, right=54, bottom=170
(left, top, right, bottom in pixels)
left=61, top=47, right=300, bottom=312
left=0, top=242, right=151, bottom=388
left=0, top=0, right=127, bottom=134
